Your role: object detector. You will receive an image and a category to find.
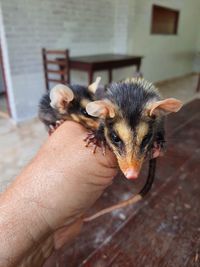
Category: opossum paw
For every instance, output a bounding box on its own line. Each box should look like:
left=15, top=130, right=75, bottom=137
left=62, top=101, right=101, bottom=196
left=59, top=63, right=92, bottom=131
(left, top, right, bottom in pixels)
left=83, top=131, right=107, bottom=155
left=150, top=141, right=165, bottom=158
left=83, top=131, right=98, bottom=148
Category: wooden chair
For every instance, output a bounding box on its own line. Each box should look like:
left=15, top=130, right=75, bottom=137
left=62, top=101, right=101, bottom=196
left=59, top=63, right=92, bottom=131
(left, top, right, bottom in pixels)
left=42, top=48, right=70, bottom=91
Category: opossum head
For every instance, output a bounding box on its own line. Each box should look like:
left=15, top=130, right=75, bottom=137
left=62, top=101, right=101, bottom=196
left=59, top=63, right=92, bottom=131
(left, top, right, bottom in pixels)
left=49, top=77, right=101, bottom=129
left=86, top=78, right=183, bottom=179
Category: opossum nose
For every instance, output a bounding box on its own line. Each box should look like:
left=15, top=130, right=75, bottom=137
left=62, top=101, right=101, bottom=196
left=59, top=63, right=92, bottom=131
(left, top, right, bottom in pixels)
left=124, top=168, right=139, bottom=180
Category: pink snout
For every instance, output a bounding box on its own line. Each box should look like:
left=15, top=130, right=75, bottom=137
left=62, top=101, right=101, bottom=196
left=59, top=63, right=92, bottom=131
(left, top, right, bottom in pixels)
left=124, top=168, right=139, bottom=180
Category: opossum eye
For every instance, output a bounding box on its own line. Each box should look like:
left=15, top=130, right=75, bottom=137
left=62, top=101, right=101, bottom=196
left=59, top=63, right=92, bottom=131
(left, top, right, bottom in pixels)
left=141, top=132, right=153, bottom=150
left=80, top=107, right=90, bottom=117
left=110, top=131, right=122, bottom=146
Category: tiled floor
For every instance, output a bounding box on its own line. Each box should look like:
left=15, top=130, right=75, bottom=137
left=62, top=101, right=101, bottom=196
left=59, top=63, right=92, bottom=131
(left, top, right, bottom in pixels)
left=156, top=74, right=199, bottom=103
left=0, top=118, right=46, bottom=191
left=0, top=74, right=199, bottom=191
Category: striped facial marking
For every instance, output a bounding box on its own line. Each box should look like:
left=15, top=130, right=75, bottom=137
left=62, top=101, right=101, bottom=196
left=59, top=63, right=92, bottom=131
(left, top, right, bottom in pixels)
left=70, top=98, right=99, bottom=130
left=136, top=122, right=149, bottom=145
left=80, top=99, right=90, bottom=108
left=105, top=119, right=152, bottom=179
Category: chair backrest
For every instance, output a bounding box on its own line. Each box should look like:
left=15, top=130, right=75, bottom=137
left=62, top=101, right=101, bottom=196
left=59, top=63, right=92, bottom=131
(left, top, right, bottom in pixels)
left=42, top=48, right=70, bottom=91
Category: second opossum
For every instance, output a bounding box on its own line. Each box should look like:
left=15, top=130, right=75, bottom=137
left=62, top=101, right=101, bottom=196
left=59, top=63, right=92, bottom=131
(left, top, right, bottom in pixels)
left=38, top=77, right=101, bottom=134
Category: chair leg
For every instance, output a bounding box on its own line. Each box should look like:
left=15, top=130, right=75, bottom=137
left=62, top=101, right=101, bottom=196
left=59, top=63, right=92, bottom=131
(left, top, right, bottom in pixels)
left=42, top=48, right=49, bottom=91
left=108, top=69, right=112, bottom=83
left=88, top=70, right=93, bottom=84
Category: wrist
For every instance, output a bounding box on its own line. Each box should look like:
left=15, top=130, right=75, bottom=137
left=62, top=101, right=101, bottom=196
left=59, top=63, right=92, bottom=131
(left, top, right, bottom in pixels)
left=0, top=170, right=53, bottom=266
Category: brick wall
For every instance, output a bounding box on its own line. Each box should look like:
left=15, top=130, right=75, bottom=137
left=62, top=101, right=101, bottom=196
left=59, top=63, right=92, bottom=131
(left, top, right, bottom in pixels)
left=1, top=0, right=130, bottom=121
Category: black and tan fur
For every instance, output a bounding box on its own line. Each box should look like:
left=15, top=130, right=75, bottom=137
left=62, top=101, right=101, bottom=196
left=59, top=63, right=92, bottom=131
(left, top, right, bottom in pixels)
left=83, top=78, right=182, bottom=222
left=86, top=77, right=183, bottom=179
left=38, top=78, right=101, bottom=133
left=38, top=77, right=183, bottom=222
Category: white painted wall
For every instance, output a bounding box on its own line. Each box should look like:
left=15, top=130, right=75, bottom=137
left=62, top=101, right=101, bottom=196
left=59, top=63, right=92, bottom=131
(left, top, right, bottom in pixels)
left=127, top=0, right=200, bottom=82
left=196, top=33, right=200, bottom=51
left=0, top=3, right=17, bottom=120
left=193, top=17, right=200, bottom=72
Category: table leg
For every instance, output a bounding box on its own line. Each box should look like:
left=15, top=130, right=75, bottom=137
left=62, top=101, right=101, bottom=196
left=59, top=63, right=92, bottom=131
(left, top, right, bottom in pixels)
left=136, top=59, right=141, bottom=72
left=67, top=70, right=70, bottom=84
left=134, top=60, right=143, bottom=78
left=196, top=74, right=200, bottom=92
left=108, top=69, right=112, bottom=83
left=88, top=70, right=93, bottom=84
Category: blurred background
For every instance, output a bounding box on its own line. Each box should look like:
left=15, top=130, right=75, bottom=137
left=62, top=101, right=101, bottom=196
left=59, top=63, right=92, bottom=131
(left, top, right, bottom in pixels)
left=0, top=0, right=199, bottom=122
left=0, top=1, right=200, bottom=266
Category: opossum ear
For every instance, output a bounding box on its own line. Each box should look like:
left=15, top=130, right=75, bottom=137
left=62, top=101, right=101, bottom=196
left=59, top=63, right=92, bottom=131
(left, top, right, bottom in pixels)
left=149, top=98, right=183, bottom=117
left=50, top=84, right=74, bottom=114
left=86, top=100, right=115, bottom=118
left=88, top=77, right=101, bottom=94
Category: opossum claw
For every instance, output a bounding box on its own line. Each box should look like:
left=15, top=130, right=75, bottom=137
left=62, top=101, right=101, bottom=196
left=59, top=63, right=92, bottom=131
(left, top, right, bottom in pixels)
left=84, top=132, right=95, bottom=147
left=101, top=141, right=106, bottom=156
left=48, top=120, right=65, bottom=135
left=92, top=144, right=97, bottom=154
left=56, top=119, right=64, bottom=127
left=84, top=131, right=107, bottom=155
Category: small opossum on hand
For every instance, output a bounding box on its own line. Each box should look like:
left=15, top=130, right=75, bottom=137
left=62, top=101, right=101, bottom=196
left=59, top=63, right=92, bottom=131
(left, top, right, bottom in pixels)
left=86, top=78, right=183, bottom=180
left=38, top=77, right=101, bottom=134
left=83, top=78, right=183, bottom=222
left=38, top=77, right=182, bottom=223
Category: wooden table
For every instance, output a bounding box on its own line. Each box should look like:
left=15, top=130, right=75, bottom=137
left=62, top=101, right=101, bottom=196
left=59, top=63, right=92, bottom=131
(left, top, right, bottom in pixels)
left=69, top=54, right=143, bottom=84
left=45, top=99, right=200, bottom=267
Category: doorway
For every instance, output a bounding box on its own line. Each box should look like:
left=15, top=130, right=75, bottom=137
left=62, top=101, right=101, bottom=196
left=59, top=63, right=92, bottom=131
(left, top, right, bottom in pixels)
left=0, top=43, right=10, bottom=118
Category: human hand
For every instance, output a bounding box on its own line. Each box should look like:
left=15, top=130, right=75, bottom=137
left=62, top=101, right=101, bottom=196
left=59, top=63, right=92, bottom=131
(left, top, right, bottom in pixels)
left=30, top=121, right=117, bottom=228
left=0, top=121, right=117, bottom=267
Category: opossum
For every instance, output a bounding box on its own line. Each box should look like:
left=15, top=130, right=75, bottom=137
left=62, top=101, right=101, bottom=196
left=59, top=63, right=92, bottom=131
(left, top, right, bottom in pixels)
left=86, top=77, right=182, bottom=180
left=83, top=78, right=183, bottom=222
left=39, top=77, right=183, bottom=222
left=38, top=77, right=101, bottom=134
